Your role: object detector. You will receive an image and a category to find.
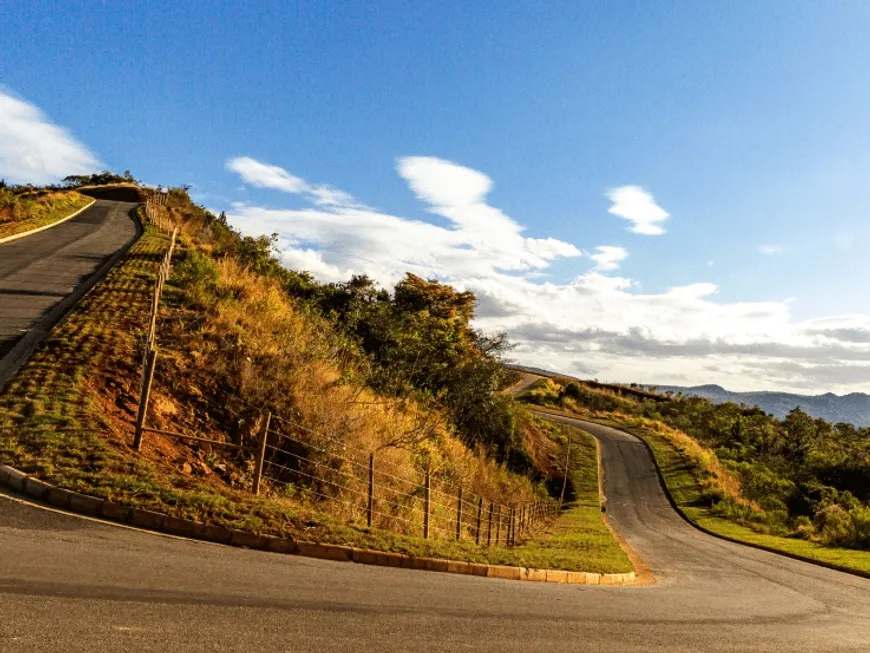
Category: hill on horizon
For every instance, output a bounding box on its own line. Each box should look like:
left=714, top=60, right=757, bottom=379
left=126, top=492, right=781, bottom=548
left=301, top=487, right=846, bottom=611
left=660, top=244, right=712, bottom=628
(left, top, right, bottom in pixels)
left=505, top=365, right=870, bottom=427
left=653, top=384, right=870, bottom=427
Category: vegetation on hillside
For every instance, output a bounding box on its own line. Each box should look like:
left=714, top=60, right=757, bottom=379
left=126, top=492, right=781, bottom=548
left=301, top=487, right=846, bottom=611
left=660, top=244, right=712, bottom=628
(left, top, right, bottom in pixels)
left=0, top=182, right=91, bottom=239
left=521, top=377, right=870, bottom=551
left=0, top=182, right=633, bottom=570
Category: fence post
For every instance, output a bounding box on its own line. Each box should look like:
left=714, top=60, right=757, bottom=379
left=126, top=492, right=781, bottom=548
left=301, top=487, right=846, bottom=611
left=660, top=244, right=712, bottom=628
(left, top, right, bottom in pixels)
left=133, top=347, right=158, bottom=451
left=508, top=507, right=515, bottom=546
left=367, top=452, right=374, bottom=528
left=455, top=486, right=463, bottom=541
left=423, top=470, right=431, bottom=539
left=560, top=434, right=571, bottom=510
left=495, top=504, right=502, bottom=546
left=475, top=496, right=483, bottom=545
left=252, top=411, right=272, bottom=495
left=487, top=502, right=494, bottom=547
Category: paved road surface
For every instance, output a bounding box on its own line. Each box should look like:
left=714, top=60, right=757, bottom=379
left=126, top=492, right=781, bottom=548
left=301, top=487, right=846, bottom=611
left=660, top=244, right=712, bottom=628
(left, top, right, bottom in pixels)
left=1, top=415, right=867, bottom=652
left=0, top=200, right=138, bottom=387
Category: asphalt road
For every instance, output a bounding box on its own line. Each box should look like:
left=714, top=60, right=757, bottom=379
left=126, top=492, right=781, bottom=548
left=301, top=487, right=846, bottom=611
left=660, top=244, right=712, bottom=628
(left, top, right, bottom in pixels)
left=1, top=416, right=867, bottom=652
left=0, top=200, right=138, bottom=362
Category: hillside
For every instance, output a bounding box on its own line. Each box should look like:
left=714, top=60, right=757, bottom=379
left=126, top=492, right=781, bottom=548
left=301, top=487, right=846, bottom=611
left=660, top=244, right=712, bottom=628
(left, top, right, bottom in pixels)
left=0, top=182, right=631, bottom=572
left=655, top=384, right=870, bottom=426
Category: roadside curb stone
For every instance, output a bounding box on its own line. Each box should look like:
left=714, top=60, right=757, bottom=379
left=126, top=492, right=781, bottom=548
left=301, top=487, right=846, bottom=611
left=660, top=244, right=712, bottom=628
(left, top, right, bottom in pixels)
left=100, top=502, right=131, bottom=522
left=162, top=516, right=205, bottom=538
left=67, top=492, right=103, bottom=516
left=0, top=463, right=644, bottom=586
left=296, top=541, right=354, bottom=562
left=24, top=477, right=51, bottom=499
left=129, top=508, right=166, bottom=530
left=6, top=468, right=27, bottom=491
left=45, top=487, right=72, bottom=508
left=230, top=529, right=267, bottom=549
left=201, top=524, right=232, bottom=544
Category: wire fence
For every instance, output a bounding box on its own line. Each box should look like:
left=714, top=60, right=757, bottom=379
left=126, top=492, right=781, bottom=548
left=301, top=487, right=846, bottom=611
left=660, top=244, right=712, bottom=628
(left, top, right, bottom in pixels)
left=132, top=194, right=561, bottom=546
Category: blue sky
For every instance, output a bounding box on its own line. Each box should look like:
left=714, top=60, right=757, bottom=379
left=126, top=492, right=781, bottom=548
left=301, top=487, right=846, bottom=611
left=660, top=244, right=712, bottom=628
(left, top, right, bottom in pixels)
left=3, top=1, right=870, bottom=392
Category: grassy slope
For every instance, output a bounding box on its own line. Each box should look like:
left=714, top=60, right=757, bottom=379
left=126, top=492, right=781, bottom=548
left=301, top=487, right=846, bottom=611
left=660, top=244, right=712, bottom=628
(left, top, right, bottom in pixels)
left=606, top=416, right=870, bottom=576
left=0, top=220, right=630, bottom=573
left=0, top=191, right=91, bottom=239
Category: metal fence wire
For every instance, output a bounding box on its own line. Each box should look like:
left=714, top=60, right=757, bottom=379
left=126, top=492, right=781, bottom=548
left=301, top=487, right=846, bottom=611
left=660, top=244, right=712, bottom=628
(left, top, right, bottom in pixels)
left=132, top=194, right=562, bottom=546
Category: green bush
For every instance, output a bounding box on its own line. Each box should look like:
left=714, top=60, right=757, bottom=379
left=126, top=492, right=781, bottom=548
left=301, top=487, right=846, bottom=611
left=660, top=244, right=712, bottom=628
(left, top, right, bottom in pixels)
left=175, top=250, right=220, bottom=291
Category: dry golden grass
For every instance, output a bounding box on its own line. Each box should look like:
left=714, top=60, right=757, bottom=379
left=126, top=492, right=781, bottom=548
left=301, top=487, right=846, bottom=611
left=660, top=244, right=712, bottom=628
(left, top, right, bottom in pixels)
left=0, top=190, right=91, bottom=239
left=141, top=204, right=544, bottom=538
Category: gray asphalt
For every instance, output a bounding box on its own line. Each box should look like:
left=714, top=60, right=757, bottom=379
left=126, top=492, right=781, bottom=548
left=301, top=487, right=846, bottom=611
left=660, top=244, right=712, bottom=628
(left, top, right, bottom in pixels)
left=0, top=200, right=138, bottom=359
left=1, top=415, right=867, bottom=652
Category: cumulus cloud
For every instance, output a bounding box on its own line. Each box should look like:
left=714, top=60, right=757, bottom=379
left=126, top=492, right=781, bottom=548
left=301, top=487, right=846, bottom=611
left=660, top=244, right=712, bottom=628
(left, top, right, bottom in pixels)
left=606, top=185, right=669, bottom=235
left=591, top=246, right=628, bottom=271
left=0, top=91, right=100, bottom=184
left=224, top=156, right=870, bottom=393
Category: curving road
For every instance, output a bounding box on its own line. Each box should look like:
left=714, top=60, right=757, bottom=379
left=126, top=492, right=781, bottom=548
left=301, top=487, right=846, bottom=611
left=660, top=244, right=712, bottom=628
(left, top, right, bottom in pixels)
left=0, top=200, right=138, bottom=390
left=1, top=414, right=868, bottom=652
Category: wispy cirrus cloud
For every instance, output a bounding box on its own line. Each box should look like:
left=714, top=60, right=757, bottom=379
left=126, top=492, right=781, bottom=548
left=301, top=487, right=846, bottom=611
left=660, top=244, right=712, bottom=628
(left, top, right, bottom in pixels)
left=606, top=185, right=669, bottom=235
left=223, top=156, right=870, bottom=393
left=0, top=91, right=100, bottom=184
left=759, top=244, right=784, bottom=255
left=226, top=156, right=363, bottom=208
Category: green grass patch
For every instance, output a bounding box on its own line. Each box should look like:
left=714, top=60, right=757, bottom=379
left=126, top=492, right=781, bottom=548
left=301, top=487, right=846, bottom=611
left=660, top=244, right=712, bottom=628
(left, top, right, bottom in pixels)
left=0, top=191, right=92, bottom=239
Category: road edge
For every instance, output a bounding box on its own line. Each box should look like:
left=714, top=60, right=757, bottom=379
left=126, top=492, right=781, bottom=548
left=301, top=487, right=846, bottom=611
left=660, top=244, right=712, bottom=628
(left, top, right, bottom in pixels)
left=0, top=463, right=639, bottom=587
left=0, top=204, right=143, bottom=393
left=0, top=198, right=97, bottom=245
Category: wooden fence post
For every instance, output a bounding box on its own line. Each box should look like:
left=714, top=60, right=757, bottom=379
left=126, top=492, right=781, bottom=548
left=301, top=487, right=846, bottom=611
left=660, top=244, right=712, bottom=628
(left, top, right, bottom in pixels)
left=367, top=452, right=374, bottom=528
left=495, top=504, right=502, bottom=546
left=455, top=486, right=463, bottom=541
left=423, top=470, right=431, bottom=539
left=251, top=411, right=272, bottom=495
left=560, top=434, right=571, bottom=509
left=133, top=347, right=158, bottom=451
left=486, top=502, right=494, bottom=547
left=475, top=496, right=483, bottom=545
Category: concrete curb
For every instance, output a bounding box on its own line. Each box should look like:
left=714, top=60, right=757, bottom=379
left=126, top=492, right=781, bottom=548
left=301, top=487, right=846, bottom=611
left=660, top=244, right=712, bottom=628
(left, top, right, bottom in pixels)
left=0, top=198, right=97, bottom=245
left=0, top=464, right=638, bottom=586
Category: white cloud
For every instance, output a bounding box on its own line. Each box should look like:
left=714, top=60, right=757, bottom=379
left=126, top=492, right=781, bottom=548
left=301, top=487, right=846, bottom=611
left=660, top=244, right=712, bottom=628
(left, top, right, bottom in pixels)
left=226, top=157, right=307, bottom=193
left=224, top=157, right=870, bottom=393
left=606, top=185, right=669, bottom=235
left=226, top=156, right=363, bottom=209
left=759, top=244, right=783, bottom=255
left=591, top=246, right=628, bottom=271
left=0, top=91, right=100, bottom=184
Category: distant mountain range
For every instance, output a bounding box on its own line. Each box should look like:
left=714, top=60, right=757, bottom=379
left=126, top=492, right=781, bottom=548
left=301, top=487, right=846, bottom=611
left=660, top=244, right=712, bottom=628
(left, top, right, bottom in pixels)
left=655, top=384, right=870, bottom=427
